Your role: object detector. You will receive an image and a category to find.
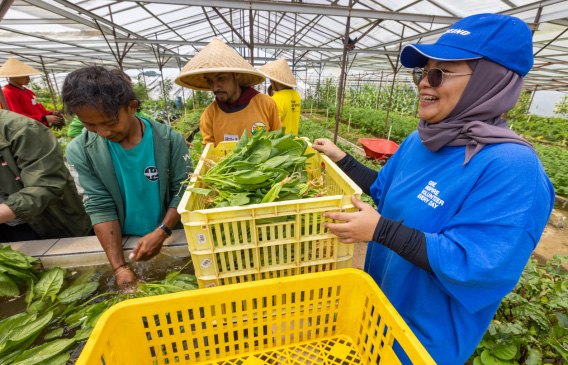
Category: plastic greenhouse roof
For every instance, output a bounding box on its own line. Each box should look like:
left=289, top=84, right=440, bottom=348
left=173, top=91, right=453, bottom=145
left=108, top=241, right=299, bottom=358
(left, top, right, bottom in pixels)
left=0, top=0, right=567, bottom=90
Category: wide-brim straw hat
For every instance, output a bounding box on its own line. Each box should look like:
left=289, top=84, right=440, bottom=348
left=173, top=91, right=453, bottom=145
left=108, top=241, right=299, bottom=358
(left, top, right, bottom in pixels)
left=175, top=38, right=265, bottom=91
left=258, top=58, right=297, bottom=88
left=0, top=57, right=42, bottom=78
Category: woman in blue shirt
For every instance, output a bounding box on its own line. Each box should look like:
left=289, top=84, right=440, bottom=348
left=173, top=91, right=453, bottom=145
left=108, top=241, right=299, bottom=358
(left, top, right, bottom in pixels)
left=313, top=14, right=554, bottom=365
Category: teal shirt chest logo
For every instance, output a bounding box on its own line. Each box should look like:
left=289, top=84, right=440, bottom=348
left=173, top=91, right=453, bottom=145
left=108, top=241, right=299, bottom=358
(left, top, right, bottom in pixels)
left=144, top=166, right=159, bottom=182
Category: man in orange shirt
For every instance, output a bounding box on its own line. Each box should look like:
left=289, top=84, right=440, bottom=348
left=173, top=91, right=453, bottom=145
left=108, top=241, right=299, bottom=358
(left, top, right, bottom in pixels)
left=175, top=38, right=281, bottom=146
left=0, top=58, right=63, bottom=128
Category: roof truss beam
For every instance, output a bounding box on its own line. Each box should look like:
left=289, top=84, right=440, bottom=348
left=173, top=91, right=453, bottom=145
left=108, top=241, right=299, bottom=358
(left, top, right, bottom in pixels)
left=140, top=0, right=460, bottom=24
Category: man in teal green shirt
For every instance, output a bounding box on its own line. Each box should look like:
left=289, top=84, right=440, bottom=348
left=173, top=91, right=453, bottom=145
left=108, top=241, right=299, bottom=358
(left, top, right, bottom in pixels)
left=64, top=66, right=192, bottom=287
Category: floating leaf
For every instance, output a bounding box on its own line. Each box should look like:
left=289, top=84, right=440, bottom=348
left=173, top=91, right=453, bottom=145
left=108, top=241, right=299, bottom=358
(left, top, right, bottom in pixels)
left=0, top=264, right=37, bottom=285
left=57, top=282, right=99, bottom=304
left=34, top=268, right=65, bottom=302
left=0, top=247, right=35, bottom=269
left=42, top=353, right=70, bottom=365
left=44, top=328, right=64, bottom=340
left=27, top=301, right=48, bottom=315
left=0, top=311, right=53, bottom=356
left=74, top=328, right=93, bottom=342
left=68, top=268, right=96, bottom=287
left=12, top=338, right=75, bottom=365
left=0, top=272, right=19, bottom=297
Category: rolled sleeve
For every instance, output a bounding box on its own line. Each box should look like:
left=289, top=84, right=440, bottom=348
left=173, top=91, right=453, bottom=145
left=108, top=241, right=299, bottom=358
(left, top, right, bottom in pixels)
left=4, top=122, right=67, bottom=219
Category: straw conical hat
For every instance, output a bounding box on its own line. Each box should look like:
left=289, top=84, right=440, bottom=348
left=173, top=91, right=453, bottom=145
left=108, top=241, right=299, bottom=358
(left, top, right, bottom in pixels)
left=258, top=58, right=297, bottom=88
left=0, top=57, right=42, bottom=78
left=175, top=38, right=265, bottom=90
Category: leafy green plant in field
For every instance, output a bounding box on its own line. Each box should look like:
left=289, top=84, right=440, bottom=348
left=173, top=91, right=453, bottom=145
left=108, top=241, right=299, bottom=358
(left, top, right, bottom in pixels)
left=140, top=99, right=182, bottom=124
left=553, top=95, right=568, bottom=118
left=507, top=90, right=532, bottom=120
left=311, top=78, right=418, bottom=116
left=171, top=111, right=202, bottom=138
left=535, top=144, right=568, bottom=197
left=186, top=90, right=214, bottom=109
left=133, top=75, right=148, bottom=100
left=470, top=255, right=568, bottom=365
left=328, top=106, right=418, bottom=144
left=506, top=91, right=568, bottom=144
left=28, top=79, right=54, bottom=101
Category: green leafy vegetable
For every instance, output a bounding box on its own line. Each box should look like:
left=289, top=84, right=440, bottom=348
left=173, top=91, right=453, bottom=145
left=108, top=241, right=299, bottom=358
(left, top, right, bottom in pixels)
left=0, top=272, right=19, bottom=297
left=57, top=282, right=99, bottom=304
left=34, top=268, right=65, bottom=302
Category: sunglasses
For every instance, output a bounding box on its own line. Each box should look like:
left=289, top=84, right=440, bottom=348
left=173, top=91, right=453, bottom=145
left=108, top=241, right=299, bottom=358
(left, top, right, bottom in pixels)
left=412, top=67, right=472, bottom=87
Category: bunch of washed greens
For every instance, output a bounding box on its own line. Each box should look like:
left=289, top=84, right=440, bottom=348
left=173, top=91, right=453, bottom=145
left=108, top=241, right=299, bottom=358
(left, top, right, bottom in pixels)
left=0, top=246, right=41, bottom=298
left=189, top=128, right=326, bottom=208
left=0, top=252, right=197, bottom=365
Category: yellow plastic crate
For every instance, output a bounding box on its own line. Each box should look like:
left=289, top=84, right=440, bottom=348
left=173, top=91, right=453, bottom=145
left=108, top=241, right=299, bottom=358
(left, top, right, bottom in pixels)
left=76, top=269, right=435, bottom=365
left=178, top=141, right=362, bottom=288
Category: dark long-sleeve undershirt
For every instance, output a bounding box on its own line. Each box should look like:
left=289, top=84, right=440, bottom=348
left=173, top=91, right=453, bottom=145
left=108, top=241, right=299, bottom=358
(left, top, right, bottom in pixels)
left=335, top=153, right=433, bottom=273
left=335, top=154, right=378, bottom=195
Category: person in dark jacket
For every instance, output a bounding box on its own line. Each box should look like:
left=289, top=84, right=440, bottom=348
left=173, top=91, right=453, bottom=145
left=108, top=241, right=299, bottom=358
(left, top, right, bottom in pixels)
left=0, top=109, right=91, bottom=242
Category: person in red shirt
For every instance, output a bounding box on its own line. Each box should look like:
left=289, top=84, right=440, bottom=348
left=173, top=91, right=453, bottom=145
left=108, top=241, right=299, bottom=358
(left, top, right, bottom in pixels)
left=0, top=57, right=63, bottom=128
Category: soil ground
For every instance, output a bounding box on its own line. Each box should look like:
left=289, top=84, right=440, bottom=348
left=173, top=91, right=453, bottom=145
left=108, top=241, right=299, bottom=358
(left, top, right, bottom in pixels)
left=533, top=221, right=568, bottom=270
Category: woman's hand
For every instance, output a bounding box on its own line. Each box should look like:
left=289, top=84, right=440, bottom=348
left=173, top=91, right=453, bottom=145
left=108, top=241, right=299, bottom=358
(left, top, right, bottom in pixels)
left=312, top=138, right=347, bottom=162
left=322, top=195, right=381, bottom=243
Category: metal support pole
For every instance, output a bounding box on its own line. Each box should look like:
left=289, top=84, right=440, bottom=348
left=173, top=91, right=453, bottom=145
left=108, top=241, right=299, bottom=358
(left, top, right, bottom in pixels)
left=51, top=69, right=61, bottom=99
left=192, top=89, right=196, bottom=112
left=249, top=8, right=254, bottom=65
left=526, top=85, right=538, bottom=113
left=0, top=0, right=15, bottom=22
left=376, top=71, right=383, bottom=110
left=160, top=70, right=171, bottom=125
left=532, top=6, right=542, bottom=36
left=141, top=68, right=149, bottom=100
left=317, top=60, right=322, bottom=110
left=354, top=75, right=360, bottom=108
left=39, top=56, right=57, bottom=110
left=383, top=27, right=404, bottom=138
left=292, top=13, right=297, bottom=73
left=384, top=74, right=397, bottom=138
left=341, top=75, right=348, bottom=109
left=333, top=0, right=353, bottom=144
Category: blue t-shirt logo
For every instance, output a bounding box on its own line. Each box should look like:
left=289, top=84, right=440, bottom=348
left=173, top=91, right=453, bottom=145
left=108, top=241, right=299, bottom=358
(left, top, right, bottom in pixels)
left=144, top=166, right=158, bottom=182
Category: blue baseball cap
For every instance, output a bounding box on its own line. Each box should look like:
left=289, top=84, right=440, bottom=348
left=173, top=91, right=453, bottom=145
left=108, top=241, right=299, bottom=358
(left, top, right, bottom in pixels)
left=400, top=13, right=533, bottom=76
